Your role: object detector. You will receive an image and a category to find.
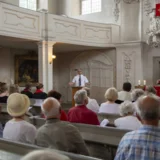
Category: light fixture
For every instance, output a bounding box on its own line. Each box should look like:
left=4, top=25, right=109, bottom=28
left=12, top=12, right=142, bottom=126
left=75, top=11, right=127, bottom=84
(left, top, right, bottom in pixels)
left=52, top=55, right=56, bottom=59
left=49, top=54, right=56, bottom=64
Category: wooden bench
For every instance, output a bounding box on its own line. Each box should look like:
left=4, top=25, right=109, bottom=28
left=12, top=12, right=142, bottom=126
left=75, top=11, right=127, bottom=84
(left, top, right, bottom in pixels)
left=0, top=138, right=101, bottom=160
left=97, top=113, right=121, bottom=123
left=29, top=117, right=130, bottom=160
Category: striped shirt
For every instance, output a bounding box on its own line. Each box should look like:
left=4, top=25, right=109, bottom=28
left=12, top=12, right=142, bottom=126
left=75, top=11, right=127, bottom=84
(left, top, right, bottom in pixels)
left=114, top=125, right=160, bottom=160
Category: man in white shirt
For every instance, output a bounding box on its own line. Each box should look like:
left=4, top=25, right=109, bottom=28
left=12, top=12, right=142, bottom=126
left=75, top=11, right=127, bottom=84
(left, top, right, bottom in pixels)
left=118, top=82, right=132, bottom=101
left=69, top=69, right=89, bottom=87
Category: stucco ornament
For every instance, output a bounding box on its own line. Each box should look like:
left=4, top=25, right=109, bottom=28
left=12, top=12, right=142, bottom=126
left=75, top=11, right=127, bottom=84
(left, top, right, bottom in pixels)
left=147, top=10, right=160, bottom=47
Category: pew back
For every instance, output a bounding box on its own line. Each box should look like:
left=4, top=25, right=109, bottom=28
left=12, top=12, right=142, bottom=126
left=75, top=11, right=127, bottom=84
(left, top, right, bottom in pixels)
left=0, top=138, right=102, bottom=160
left=97, top=113, right=121, bottom=123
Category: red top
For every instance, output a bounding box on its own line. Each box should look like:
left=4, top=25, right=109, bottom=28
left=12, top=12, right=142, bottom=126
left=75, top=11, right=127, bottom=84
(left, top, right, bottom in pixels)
left=60, top=110, right=68, bottom=121
left=68, top=105, right=100, bottom=125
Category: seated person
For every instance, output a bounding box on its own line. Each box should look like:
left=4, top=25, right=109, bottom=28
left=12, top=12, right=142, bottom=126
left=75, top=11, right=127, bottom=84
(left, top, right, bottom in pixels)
left=21, top=150, right=70, bottom=160
left=9, top=84, right=19, bottom=95
left=82, top=87, right=99, bottom=113
left=132, top=89, right=144, bottom=104
left=115, top=94, right=160, bottom=160
left=118, top=82, right=132, bottom=101
left=114, top=101, right=141, bottom=130
left=145, top=85, right=157, bottom=95
left=33, top=83, right=47, bottom=99
left=35, top=97, right=89, bottom=156
left=48, top=90, right=67, bottom=121
left=99, top=88, right=119, bottom=114
left=21, top=83, right=33, bottom=98
left=3, top=93, right=37, bottom=144
left=0, top=82, right=8, bottom=103
left=68, top=90, right=99, bottom=125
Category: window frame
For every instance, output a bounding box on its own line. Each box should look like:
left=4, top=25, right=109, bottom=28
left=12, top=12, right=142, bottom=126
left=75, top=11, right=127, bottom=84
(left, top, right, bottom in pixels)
left=19, top=0, right=37, bottom=11
left=81, top=0, right=102, bottom=15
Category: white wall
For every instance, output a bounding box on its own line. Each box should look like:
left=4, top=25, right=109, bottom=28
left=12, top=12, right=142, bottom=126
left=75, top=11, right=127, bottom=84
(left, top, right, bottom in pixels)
left=116, top=43, right=143, bottom=90
left=120, top=1, right=141, bottom=42
left=142, top=43, right=160, bottom=85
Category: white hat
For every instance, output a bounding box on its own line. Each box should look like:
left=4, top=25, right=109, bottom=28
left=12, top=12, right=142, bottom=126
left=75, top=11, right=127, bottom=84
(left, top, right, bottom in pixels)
left=7, top=93, right=30, bottom=117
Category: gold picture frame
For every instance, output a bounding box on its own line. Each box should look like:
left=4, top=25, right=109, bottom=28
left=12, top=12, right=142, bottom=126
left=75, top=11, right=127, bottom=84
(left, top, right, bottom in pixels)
left=15, top=55, right=38, bottom=87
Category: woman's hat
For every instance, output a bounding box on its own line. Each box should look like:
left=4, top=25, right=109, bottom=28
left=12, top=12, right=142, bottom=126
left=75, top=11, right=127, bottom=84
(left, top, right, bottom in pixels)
left=7, top=93, right=30, bottom=117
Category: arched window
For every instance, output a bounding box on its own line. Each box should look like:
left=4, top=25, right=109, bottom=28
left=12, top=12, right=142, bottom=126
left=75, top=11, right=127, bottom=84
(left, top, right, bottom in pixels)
left=81, top=0, right=102, bottom=15
left=19, top=0, right=37, bottom=11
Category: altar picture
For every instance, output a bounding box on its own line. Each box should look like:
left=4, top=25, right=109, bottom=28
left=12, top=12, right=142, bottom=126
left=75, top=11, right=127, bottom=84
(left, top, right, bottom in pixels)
left=15, top=55, right=38, bottom=86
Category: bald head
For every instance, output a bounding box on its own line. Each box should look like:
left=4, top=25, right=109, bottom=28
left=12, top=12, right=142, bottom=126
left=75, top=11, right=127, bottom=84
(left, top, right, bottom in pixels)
left=21, top=150, right=70, bottom=160
left=137, top=94, right=160, bottom=121
left=41, top=97, right=60, bottom=119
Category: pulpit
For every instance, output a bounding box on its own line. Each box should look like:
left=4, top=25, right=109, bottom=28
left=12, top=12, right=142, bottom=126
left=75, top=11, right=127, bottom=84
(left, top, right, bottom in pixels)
left=72, top=87, right=82, bottom=106
left=154, top=86, right=160, bottom=97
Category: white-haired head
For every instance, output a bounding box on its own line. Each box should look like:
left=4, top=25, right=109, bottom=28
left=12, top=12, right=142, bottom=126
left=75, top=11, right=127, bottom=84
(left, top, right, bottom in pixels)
left=119, top=101, right=135, bottom=116
left=21, top=150, right=70, bottom=160
left=131, top=89, right=144, bottom=102
left=145, top=86, right=157, bottom=95
left=41, top=97, right=60, bottom=119
left=104, top=87, right=118, bottom=102
left=136, top=94, right=160, bottom=122
left=74, top=89, right=88, bottom=106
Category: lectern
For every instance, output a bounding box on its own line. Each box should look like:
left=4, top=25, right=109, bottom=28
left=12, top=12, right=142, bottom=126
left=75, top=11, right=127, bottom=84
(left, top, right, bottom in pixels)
left=72, top=87, right=82, bottom=106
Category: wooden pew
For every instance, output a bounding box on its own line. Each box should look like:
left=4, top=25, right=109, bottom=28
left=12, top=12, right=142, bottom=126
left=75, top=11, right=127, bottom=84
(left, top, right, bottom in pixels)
left=97, top=113, right=121, bottom=123
left=29, top=117, right=130, bottom=160
left=0, top=138, right=101, bottom=160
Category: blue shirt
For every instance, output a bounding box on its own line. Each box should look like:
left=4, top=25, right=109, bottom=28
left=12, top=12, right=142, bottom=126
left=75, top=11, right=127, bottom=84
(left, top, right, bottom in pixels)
left=115, top=125, right=160, bottom=160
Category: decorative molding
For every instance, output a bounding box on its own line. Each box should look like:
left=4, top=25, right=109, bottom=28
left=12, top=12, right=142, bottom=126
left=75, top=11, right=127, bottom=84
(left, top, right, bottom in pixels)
left=122, top=52, right=134, bottom=82
left=146, top=10, right=160, bottom=47
left=123, top=0, right=140, bottom=4
left=55, top=22, right=79, bottom=36
left=114, top=0, right=120, bottom=22
left=84, top=28, right=110, bottom=40
left=143, top=0, right=152, bottom=16
left=4, top=12, right=36, bottom=29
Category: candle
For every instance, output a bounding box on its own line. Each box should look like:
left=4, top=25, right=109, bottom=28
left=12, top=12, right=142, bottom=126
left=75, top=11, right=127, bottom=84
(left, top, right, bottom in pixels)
left=138, top=80, right=141, bottom=85
left=144, top=80, right=146, bottom=86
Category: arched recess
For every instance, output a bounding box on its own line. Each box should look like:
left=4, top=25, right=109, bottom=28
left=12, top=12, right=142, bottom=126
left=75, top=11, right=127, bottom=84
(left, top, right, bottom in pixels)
left=69, top=51, right=113, bottom=103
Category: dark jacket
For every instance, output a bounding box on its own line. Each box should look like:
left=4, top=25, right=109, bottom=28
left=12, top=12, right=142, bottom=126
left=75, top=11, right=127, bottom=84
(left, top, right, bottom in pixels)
left=21, top=90, right=33, bottom=98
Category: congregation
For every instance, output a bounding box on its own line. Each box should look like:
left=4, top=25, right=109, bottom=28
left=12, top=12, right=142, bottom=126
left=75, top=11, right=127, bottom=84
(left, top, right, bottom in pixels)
left=0, top=81, right=160, bottom=159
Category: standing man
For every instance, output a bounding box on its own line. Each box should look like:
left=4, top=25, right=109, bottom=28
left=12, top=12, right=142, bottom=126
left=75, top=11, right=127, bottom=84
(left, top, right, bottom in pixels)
left=69, top=69, right=89, bottom=87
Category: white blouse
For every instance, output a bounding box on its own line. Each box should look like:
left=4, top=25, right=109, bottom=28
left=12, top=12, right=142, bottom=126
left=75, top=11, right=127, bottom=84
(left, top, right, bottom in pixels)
left=99, top=103, right=119, bottom=114
left=3, top=120, right=37, bottom=144
left=114, top=116, right=142, bottom=130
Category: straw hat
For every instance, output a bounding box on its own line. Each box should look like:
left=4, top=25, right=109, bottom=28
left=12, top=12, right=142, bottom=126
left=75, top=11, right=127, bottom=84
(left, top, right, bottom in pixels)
left=7, top=93, right=30, bottom=117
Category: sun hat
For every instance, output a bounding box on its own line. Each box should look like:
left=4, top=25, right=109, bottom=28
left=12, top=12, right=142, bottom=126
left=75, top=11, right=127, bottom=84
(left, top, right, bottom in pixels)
left=7, top=93, right=30, bottom=117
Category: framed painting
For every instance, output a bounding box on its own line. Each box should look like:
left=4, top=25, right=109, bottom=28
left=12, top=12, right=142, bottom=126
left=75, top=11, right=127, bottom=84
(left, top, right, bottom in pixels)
left=15, top=55, right=38, bottom=86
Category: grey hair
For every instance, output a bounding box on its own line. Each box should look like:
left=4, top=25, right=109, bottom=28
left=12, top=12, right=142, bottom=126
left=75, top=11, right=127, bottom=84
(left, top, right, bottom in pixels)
left=82, top=87, right=90, bottom=96
left=145, top=86, right=157, bottom=95
left=74, top=90, right=87, bottom=105
left=41, top=97, right=60, bottom=118
left=21, top=150, right=70, bottom=160
left=131, top=89, right=144, bottom=101
left=136, top=94, right=160, bottom=121
left=119, top=101, right=135, bottom=116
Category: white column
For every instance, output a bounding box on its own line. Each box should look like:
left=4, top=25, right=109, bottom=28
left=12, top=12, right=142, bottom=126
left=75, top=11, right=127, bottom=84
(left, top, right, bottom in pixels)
left=38, top=41, right=56, bottom=92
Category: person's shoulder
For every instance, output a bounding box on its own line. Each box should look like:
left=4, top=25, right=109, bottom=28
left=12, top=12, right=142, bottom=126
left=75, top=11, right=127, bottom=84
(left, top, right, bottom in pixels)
left=22, top=121, right=36, bottom=130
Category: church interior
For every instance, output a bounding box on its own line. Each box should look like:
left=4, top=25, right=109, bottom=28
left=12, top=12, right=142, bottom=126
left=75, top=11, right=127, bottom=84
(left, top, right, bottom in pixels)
left=0, top=0, right=160, bottom=160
